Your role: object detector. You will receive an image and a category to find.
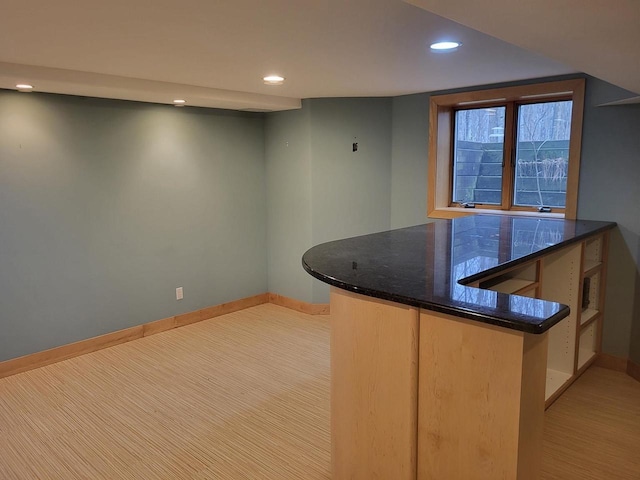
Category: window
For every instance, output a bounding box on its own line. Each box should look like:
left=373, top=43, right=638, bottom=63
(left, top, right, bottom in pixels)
left=453, top=106, right=506, bottom=205
left=428, top=79, right=585, bottom=219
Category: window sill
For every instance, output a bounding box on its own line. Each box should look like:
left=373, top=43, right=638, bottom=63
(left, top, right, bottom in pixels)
left=428, top=207, right=565, bottom=220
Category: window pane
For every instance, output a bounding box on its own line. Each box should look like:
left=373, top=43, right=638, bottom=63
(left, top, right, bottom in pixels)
left=452, top=107, right=505, bottom=205
left=514, top=101, right=572, bottom=208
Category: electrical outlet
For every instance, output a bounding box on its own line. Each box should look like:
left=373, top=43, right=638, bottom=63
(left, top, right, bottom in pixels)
left=176, top=287, right=184, bottom=300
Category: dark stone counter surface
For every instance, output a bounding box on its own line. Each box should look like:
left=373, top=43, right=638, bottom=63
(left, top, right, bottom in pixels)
left=302, top=215, right=615, bottom=333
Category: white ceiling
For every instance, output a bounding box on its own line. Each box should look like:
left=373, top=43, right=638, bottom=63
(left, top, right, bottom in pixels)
left=406, top=0, right=640, bottom=99
left=0, top=0, right=636, bottom=111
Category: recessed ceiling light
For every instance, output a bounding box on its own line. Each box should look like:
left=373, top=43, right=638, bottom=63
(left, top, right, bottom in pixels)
left=16, top=84, right=33, bottom=92
left=430, top=41, right=461, bottom=51
left=263, top=75, right=285, bottom=85
left=173, top=99, right=186, bottom=107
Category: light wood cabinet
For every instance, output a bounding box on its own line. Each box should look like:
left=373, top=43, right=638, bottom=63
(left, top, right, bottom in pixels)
left=304, top=216, right=615, bottom=480
left=478, top=232, right=609, bottom=407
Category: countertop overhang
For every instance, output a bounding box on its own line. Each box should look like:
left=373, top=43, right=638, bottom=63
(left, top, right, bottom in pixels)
left=302, top=215, right=616, bottom=334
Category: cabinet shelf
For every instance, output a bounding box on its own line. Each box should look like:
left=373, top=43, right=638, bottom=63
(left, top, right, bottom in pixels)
left=485, top=278, right=537, bottom=294
left=479, top=261, right=538, bottom=295
left=583, top=260, right=602, bottom=276
left=577, top=321, right=598, bottom=370
left=578, top=348, right=597, bottom=370
left=580, top=308, right=600, bottom=327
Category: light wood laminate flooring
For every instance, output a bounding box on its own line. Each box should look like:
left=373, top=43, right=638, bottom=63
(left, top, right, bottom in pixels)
left=1, top=304, right=638, bottom=479
left=542, top=366, right=640, bottom=479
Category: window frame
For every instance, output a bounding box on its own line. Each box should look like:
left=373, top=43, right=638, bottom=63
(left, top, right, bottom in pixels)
left=427, top=78, right=585, bottom=219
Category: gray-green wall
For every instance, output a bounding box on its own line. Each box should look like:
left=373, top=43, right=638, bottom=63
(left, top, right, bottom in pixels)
left=390, top=93, right=430, bottom=228
left=266, top=98, right=392, bottom=304
left=1, top=74, right=638, bottom=365
left=265, top=107, right=314, bottom=302
left=308, top=98, right=392, bottom=303
left=0, top=91, right=267, bottom=362
left=578, top=80, right=640, bottom=361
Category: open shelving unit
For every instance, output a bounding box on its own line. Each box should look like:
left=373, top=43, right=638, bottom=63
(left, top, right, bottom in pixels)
left=475, top=231, right=610, bottom=408
left=575, top=234, right=608, bottom=374
left=540, top=243, right=581, bottom=405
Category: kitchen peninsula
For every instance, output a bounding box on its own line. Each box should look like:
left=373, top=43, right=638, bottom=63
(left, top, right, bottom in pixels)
left=302, top=215, right=615, bottom=480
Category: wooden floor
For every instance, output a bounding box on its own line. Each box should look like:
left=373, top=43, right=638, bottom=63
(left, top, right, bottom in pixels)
left=0, top=305, right=331, bottom=479
left=0, top=304, right=638, bottom=479
left=542, top=366, right=640, bottom=479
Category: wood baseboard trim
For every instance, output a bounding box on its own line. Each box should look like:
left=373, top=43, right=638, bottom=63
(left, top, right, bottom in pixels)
left=0, top=293, right=269, bottom=380
left=594, top=354, right=640, bottom=384
left=0, top=325, right=147, bottom=380
left=627, top=359, right=640, bottom=383
left=0, top=291, right=327, bottom=380
left=177, top=293, right=270, bottom=327
left=268, top=293, right=330, bottom=315
left=594, top=353, right=629, bottom=372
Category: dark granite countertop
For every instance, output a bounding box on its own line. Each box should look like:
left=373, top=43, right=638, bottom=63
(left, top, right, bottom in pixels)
left=302, top=215, right=616, bottom=333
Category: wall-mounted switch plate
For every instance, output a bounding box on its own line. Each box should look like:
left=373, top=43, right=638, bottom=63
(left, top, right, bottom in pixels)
left=176, top=287, right=184, bottom=300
